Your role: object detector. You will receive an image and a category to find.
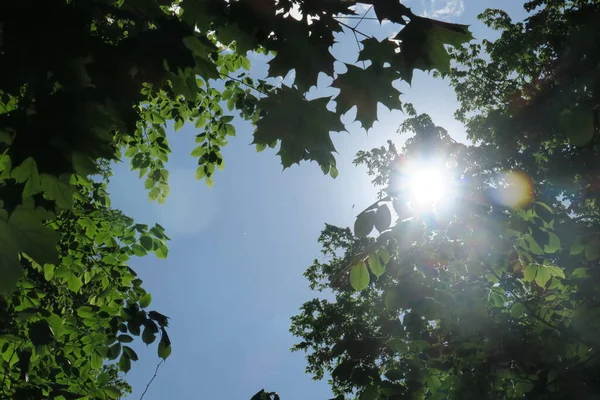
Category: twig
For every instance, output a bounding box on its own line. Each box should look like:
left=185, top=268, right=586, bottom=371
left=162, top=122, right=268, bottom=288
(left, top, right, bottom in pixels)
left=139, top=359, right=164, bottom=400
left=353, top=5, right=373, bottom=29
left=336, top=19, right=373, bottom=39
left=352, top=30, right=366, bottom=69
left=337, top=16, right=378, bottom=20
left=219, top=73, right=267, bottom=95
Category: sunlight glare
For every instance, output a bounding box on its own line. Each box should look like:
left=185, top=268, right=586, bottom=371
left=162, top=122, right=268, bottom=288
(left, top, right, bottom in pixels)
left=407, top=167, right=447, bottom=206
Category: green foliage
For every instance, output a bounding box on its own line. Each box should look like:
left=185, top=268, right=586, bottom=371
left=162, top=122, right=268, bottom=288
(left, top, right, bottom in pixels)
left=0, top=0, right=475, bottom=397
left=0, top=175, right=171, bottom=398
left=292, top=2, right=600, bottom=399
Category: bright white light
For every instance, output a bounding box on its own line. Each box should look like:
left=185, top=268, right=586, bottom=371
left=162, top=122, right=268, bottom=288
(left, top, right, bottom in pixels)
left=407, top=167, right=446, bottom=206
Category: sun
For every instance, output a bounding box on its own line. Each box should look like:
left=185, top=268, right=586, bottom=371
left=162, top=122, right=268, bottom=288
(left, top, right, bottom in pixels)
left=407, top=167, right=447, bottom=206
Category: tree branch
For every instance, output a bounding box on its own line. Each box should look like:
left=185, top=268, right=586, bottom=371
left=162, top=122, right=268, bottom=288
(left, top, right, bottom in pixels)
left=139, top=360, right=164, bottom=400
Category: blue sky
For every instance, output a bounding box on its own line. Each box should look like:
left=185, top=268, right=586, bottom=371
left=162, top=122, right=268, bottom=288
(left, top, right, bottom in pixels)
left=108, top=1, right=525, bottom=398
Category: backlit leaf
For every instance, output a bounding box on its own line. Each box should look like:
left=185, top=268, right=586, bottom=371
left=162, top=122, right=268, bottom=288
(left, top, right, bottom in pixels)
left=350, top=261, right=370, bottom=291
left=333, top=65, right=401, bottom=130
left=253, top=86, right=344, bottom=169
left=368, top=253, right=385, bottom=278
left=354, top=211, right=375, bottom=237
left=395, top=16, right=473, bottom=82
left=535, top=265, right=552, bottom=287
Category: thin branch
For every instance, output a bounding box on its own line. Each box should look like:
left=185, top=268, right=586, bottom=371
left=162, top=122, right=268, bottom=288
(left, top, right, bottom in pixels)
left=335, top=19, right=373, bottom=39
left=337, top=16, right=378, bottom=20
left=219, top=73, right=267, bottom=95
left=352, top=30, right=366, bottom=69
left=139, top=360, right=164, bottom=400
left=353, top=4, right=373, bottom=29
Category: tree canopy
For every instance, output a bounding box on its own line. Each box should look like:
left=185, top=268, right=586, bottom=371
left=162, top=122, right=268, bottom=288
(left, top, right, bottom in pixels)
left=292, top=1, right=600, bottom=399
left=0, top=0, right=474, bottom=398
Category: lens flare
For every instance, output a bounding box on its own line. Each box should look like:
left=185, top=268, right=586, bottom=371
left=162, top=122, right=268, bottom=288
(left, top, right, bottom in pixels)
left=493, top=171, right=535, bottom=208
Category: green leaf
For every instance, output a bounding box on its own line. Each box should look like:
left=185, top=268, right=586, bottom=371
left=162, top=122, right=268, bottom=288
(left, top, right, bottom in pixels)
left=104, top=386, right=121, bottom=399
left=77, top=306, right=95, bottom=319
left=544, top=232, right=560, bottom=253
left=388, top=337, right=408, bottom=353
left=333, top=65, right=402, bottom=130
left=522, top=264, right=537, bottom=282
left=253, top=86, right=344, bottom=169
left=394, top=16, right=473, bottom=82
left=158, top=341, right=172, bottom=359
left=12, top=157, right=42, bottom=197
left=358, top=37, right=401, bottom=68
left=117, top=334, right=134, bottom=343
left=155, top=245, right=168, bottom=259
left=43, top=264, right=55, bottom=281
left=123, top=345, right=139, bottom=361
left=140, top=235, right=154, bottom=251
left=11, top=157, right=36, bottom=183
left=385, top=369, right=404, bottom=381
left=91, top=351, right=103, bottom=369
left=181, top=36, right=219, bottom=79
left=535, top=265, right=552, bottom=287
left=488, top=291, right=504, bottom=307
left=67, top=273, right=82, bottom=293
left=378, top=247, right=391, bottom=264
left=546, top=265, right=565, bottom=279
left=585, top=242, right=600, bottom=261
left=268, top=20, right=335, bottom=90
left=524, top=234, right=544, bottom=255
left=142, top=326, right=156, bottom=345
left=119, top=353, right=131, bottom=373
left=350, top=261, right=370, bottom=291
left=108, top=343, right=121, bottom=360
left=572, top=267, right=589, bottom=278
left=359, top=386, right=379, bottom=400
left=510, top=303, right=527, bottom=318
left=570, top=237, right=586, bottom=255
left=0, top=154, right=11, bottom=180
left=241, top=57, right=251, bottom=70
left=0, top=206, right=60, bottom=295
left=191, top=146, right=205, bottom=157
left=174, top=117, right=184, bottom=132
left=72, top=152, right=98, bottom=176
left=374, top=204, right=392, bottom=232
left=354, top=211, right=375, bottom=237
left=368, top=253, right=385, bottom=278
left=40, top=174, right=75, bottom=209
left=427, top=375, right=442, bottom=394
left=139, top=293, right=152, bottom=308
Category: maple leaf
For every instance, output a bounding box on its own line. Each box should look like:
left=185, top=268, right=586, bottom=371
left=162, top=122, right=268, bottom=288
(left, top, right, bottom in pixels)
left=358, top=37, right=400, bottom=67
left=253, top=86, right=344, bottom=169
left=395, top=16, right=474, bottom=82
left=357, top=37, right=413, bottom=82
left=332, top=64, right=402, bottom=130
left=373, top=0, right=412, bottom=23
left=268, top=19, right=336, bottom=90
